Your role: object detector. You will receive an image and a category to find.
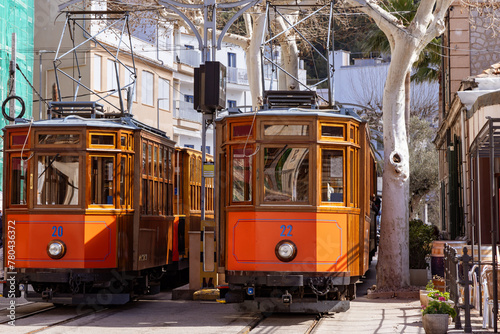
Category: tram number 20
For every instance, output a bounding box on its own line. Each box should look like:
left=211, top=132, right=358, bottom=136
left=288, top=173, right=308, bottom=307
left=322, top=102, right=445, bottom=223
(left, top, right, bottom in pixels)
left=280, top=225, right=293, bottom=237
left=52, top=226, right=63, bottom=237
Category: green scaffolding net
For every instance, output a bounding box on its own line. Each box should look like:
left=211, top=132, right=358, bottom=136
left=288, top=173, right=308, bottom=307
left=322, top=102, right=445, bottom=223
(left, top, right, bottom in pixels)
left=0, top=0, right=34, bottom=194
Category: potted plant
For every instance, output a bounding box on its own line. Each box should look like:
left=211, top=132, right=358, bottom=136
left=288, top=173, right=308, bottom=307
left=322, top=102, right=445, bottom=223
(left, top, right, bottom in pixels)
left=422, top=299, right=457, bottom=334
left=420, top=280, right=435, bottom=308
left=409, top=219, right=437, bottom=286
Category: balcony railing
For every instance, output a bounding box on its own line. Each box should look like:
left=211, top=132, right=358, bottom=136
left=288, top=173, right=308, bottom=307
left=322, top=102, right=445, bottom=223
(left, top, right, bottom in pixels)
left=227, top=67, right=248, bottom=85
left=177, top=49, right=201, bottom=67
left=174, top=100, right=202, bottom=123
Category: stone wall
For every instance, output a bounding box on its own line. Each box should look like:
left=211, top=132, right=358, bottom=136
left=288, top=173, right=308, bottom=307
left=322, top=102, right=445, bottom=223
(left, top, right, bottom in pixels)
left=470, top=10, right=500, bottom=76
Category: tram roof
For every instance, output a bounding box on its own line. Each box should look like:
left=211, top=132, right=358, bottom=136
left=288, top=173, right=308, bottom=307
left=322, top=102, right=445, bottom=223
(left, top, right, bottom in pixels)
left=218, top=107, right=364, bottom=122
left=4, top=116, right=170, bottom=139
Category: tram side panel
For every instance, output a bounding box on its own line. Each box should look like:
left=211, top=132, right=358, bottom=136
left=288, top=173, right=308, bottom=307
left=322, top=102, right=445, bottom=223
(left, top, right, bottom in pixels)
left=227, top=211, right=348, bottom=273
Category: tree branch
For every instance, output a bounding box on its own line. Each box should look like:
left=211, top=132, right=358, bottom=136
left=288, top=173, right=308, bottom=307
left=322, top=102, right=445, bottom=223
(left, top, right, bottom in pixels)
left=344, top=0, right=404, bottom=39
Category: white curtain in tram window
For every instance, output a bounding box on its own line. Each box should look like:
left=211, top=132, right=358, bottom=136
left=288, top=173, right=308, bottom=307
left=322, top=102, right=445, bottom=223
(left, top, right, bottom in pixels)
left=142, top=70, right=154, bottom=105
left=37, top=160, right=45, bottom=205
left=52, top=161, right=79, bottom=205
left=107, top=59, right=118, bottom=96
left=159, top=78, right=170, bottom=110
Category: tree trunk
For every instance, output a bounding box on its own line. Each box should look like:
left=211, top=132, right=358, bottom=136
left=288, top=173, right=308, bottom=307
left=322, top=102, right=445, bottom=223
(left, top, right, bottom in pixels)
left=276, top=16, right=299, bottom=91
left=410, top=194, right=424, bottom=220
left=376, top=38, right=415, bottom=290
left=246, top=13, right=266, bottom=109
left=405, top=71, right=411, bottom=134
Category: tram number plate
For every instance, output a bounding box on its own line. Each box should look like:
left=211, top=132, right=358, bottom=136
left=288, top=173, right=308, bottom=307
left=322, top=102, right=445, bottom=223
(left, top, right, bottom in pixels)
left=280, top=225, right=293, bottom=237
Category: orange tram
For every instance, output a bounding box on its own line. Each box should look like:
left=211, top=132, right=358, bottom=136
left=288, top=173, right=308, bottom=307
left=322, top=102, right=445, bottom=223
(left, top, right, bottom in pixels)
left=216, top=93, right=377, bottom=313
left=2, top=105, right=211, bottom=304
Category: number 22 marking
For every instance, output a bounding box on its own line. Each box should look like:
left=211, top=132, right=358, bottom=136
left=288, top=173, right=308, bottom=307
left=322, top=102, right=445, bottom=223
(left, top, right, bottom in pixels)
left=280, top=225, right=293, bottom=237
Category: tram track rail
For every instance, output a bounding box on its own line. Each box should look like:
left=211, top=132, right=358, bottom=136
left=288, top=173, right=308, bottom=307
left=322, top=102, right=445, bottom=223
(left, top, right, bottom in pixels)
left=24, top=306, right=110, bottom=334
left=241, top=312, right=327, bottom=334
left=0, top=302, right=56, bottom=324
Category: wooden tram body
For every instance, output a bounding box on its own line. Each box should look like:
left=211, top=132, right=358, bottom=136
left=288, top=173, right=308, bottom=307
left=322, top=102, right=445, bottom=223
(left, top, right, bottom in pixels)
left=2, top=113, right=182, bottom=304
left=172, top=147, right=214, bottom=267
left=216, top=103, right=377, bottom=312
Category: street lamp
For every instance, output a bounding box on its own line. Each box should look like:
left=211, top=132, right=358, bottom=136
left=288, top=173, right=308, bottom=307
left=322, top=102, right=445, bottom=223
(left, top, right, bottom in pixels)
left=157, top=97, right=169, bottom=130
left=39, top=50, right=55, bottom=120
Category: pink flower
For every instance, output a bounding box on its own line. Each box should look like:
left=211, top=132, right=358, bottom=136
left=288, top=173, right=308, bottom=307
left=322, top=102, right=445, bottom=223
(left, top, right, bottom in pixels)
left=439, top=297, right=446, bottom=302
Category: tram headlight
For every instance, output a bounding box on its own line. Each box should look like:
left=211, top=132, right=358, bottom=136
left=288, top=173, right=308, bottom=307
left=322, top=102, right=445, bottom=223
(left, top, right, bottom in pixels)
left=47, top=240, right=66, bottom=259
left=275, top=240, right=297, bottom=262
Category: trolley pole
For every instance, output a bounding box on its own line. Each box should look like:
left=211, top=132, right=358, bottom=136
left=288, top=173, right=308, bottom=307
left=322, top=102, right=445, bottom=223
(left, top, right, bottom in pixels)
left=9, top=33, right=16, bottom=124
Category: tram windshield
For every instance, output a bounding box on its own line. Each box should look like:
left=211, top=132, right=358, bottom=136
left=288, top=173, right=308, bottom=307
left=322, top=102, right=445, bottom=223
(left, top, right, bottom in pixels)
left=37, top=155, right=80, bottom=206
left=263, top=146, right=309, bottom=202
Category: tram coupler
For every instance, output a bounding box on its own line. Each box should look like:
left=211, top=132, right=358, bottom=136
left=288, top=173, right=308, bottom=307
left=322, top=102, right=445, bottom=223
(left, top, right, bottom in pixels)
left=282, top=290, right=292, bottom=304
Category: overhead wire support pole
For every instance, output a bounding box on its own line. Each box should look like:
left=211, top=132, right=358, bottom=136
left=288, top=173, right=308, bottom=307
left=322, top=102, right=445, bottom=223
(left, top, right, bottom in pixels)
left=9, top=33, right=16, bottom=123
left=327, top=0, right=334, bottom=108
left=158, top=0, right=262, bottom=221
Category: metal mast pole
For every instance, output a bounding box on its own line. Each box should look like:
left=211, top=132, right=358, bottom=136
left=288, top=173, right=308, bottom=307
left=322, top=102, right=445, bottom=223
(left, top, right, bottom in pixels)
left=9, top=33, right=16, bottom=124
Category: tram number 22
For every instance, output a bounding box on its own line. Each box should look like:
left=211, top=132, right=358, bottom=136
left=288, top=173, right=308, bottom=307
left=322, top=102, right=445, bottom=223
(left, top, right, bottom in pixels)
left=52, top=226, right=64, bottom=237
left=280, top=225, right=293, bottom=237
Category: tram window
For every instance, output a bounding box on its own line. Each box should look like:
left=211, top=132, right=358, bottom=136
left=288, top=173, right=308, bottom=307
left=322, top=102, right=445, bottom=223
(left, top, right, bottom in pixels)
left=39, top=134, right=80, bottom=145
left=322, top=126, right=344, bottom=138
left=148, top=144, right=153, bottom=176
left=264, top=124, right=309, bottom=136
left=263, top=146, right=309, bottom=202
left=90, top=156, right=114, bottom=205
left=121, top=135, right=127, bottom=148
left=321, top=150, right=343, bottom=203
left=129, top=134, right=134, bottom=150
left=37, top=155, right=80, bottom=206
left=154, top=146, right=158, bottom=177
left=142, top=142, right=147, bottom=175
left=159, top=148, right=164, bottom=179
left=91, top=134, right=114, bottom=146
left=232, top=148, right=252, bottom=202
left=120, top=157, right=125, bottom=206
left=232, top=124, right=252, bottom=138
left=11, top=157, right=28, bottom=205
left=142, top=179, right=147, bottom=214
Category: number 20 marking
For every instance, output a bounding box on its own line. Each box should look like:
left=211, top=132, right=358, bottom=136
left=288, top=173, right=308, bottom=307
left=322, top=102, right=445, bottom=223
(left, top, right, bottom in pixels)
left=52, top=226, right=63, bottom=237
left=280, top=225, right=293, bottom=237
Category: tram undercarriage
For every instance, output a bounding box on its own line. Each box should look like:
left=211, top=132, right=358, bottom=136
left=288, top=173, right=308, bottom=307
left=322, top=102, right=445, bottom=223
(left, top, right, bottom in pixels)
left=225, top=271, right=356, bottom=313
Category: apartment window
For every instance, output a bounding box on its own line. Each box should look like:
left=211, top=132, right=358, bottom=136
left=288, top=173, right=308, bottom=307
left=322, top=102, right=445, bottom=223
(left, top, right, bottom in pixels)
left=107, top=59, right=118, bottom=96
left=228, top=100, right=237, bottom=108
left=184, top=144, right=194, bottom=149
left=228, top=52, right=236, bottom=68
left=204, top=146, right=211, bottom=154
left=94, top=55, right=101, bottom=91
left=184, top=95, right=194, bottom=103
left=142, top=71, right=154, bottom=106
left=185, top=45, right=194, bottom=50
left=159, top=78, right=170, bottom=110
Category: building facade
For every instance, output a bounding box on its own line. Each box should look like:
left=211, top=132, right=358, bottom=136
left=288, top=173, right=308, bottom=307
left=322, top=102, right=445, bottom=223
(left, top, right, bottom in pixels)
left=436, top=1, right=500, bottom=240
left=0, top=0, right=34, bottom=194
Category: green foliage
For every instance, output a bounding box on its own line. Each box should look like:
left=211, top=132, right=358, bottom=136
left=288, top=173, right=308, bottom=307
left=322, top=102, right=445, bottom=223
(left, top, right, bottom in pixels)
left=422, top=300, right=457, bottom=318
left=409, top=117, right=439, bottom=198
left=409, top=219, right=436, bottom=269
left=360, top=0, right=440, bottom=84
left=428, top=290, right=450, bottom=301
left=425, top=280, right=434, bottom=291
